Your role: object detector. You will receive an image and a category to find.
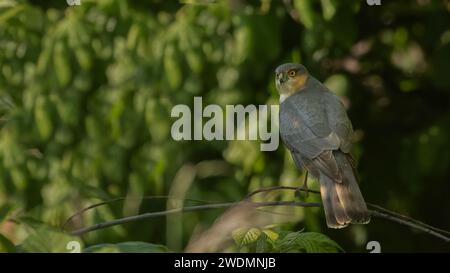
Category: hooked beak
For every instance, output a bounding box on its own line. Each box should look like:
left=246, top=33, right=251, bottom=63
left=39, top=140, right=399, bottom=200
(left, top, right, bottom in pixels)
left=276, top=73, right=287, bottom=85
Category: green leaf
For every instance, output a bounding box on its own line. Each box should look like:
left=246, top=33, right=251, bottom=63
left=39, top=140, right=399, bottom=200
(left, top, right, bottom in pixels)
left=0, top=4, right=25, bottom=23
left=275, top=232, right=344, bottom=253
left=75, top=47, right=92, bottom=70
left=186, top=49, right=203, bottom=74
left=36, top=46, right=52, bottom=74
left=83, top=242, right=171, bottom=253
left=0, top=233, right=16, bottom=253
left=255, top=233, right=273, bottom=253
left=233, top=24, right=252, bottom=64
left=17, top=227, right=83, bottom=253
left=294, top=0, right=316, bottom=29
left=164, top=44, right=182, bottom=89
left=34, top=96, right=53, bottom=141
left=232, top=227, right=280, bottom=252
left=320, top=0, right=337, bottom=21
left=232, top=227, right=262, bottom=247
left=127, top=23, right=141, bottom=50
left=262, top=229, right=279, bottom=242
left=53, top=41, right=71, bottom=87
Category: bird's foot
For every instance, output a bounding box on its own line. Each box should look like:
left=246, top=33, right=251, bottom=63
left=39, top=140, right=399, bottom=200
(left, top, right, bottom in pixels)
left=295, top=185, right=310, bottom=199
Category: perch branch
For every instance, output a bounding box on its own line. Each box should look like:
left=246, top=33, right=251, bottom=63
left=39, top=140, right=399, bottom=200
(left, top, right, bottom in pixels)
left=62, top=195, right=213, bottom=231
left=367, top=203, right=450, bottom=237
left=69, top=200, right=320, bottom=236
left=245, top=185, right=320, bottom=199
left=247, top=186, right=450, bottom=241
left=66, top=186, right=450, bottom=243
left=369, top=210, right=450, bottom=242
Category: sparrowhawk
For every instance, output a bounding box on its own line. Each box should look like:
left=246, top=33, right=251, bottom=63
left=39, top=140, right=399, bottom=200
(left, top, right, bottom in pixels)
left=275, top=63, right=370, bottom=229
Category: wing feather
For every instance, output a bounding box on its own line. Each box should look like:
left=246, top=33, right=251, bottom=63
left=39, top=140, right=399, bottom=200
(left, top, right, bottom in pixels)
left=280, top=78, right=354, bottom=181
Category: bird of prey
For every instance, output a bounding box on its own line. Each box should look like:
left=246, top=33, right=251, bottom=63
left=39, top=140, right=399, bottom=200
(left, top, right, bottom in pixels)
left=275, top=63, right=370, bottom=229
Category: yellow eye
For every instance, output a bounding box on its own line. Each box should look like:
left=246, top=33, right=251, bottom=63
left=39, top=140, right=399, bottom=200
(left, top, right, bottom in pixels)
left=288, top=70, right=296, bottom=77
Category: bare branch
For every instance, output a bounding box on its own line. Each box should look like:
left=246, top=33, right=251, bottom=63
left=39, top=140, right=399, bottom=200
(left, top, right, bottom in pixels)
left=62, top=195, right=213, bottom=231
left=69, top=200, right=320, bottom=236
left=367, top=203, right=450, bottom=237
left=369, top=210, right=450, bottom=242
left=66, top=186, right=450, bottom=243
left=245, top=185, right=320, bottom=199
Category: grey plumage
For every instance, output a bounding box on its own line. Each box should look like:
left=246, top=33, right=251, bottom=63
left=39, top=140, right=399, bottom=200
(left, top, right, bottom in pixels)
left=277, top=65, right=370, bottom=228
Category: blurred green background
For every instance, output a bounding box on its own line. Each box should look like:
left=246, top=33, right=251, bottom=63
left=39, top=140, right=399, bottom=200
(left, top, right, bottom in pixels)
left=0, top=0, right=449, bottom=252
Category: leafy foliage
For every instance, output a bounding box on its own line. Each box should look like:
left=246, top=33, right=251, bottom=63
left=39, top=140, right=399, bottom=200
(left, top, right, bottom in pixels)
left=274, top=231, right=343, bottom=253
left=11, top=219, right=83, bottom=253
left=232, top=227, right=343, bottom=253
left=232, top=227, right=279, bottom=253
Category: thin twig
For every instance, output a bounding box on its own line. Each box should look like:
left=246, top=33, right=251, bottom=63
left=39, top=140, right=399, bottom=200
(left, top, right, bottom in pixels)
left=245, top=185, right=320, bottom=199
left=62, top=195, right=213, bottom=231
left=69, top=201, right=321, bottom=236
left=369, top=210, right=450, bottom=243
left=367, top=203, right=450, bottom=237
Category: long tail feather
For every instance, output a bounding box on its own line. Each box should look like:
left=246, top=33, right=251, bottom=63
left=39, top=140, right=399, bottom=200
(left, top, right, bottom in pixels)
left=318, top=151, right=370, bottom=228
left=319, top=174, right=351, bottom=229
left=334, top=151, right=370, bottom=224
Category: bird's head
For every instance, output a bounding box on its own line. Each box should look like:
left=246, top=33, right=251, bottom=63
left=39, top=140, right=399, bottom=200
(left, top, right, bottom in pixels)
left=275, top=63, right=310, bottom=101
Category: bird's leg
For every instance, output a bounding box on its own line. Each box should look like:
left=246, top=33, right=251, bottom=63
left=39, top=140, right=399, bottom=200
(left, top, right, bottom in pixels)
left=302, top=171, right=309, bottom=197
left=295, top=171, right=309, bottom=198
